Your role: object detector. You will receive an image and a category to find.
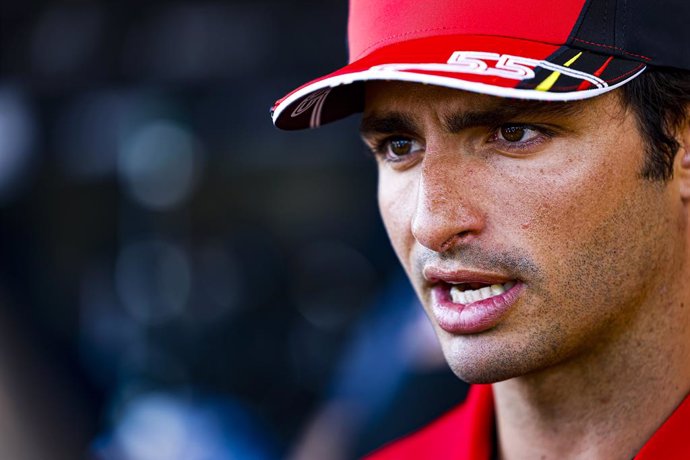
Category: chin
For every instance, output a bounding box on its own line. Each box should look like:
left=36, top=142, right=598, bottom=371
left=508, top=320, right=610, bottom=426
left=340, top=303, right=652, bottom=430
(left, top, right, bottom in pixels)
left=437, top=331, right=564, bottom=384
left=447, top=360, right=524, bottom=384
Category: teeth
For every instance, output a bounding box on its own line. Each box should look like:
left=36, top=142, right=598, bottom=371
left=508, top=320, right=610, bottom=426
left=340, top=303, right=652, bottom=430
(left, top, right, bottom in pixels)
left=449, top=281, right=515, bottom=305
left=450, top=288, right=466, bottom=304
left=490, top=284, right=505, bottom=296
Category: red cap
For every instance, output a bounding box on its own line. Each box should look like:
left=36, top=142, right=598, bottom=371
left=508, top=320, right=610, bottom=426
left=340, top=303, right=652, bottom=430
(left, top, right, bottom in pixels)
left=272, top=0, right=690, bottom=130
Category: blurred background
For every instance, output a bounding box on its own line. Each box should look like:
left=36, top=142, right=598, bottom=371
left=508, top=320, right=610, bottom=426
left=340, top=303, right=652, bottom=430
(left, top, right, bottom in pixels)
left=0, top=1, right=467, bottom=459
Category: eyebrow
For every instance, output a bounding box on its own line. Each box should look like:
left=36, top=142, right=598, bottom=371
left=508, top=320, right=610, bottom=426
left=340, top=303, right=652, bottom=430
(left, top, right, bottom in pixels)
left=359, top=112, right=418, bottom=137
left=360, top=99, right=584, bottom=137
left=443, top=100, right=583, bottom=133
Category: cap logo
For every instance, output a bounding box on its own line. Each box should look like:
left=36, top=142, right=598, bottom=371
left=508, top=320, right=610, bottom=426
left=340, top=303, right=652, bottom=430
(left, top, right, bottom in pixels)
left=447, top=52, right=536, bottom=80
left=291, top=88, right=332, bottom=128
left=370, top=51, right=607, bottom=89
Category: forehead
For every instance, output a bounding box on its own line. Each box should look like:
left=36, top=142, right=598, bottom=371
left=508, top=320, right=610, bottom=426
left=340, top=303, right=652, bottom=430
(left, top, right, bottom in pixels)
left=361, top=81, right=621, bottom=130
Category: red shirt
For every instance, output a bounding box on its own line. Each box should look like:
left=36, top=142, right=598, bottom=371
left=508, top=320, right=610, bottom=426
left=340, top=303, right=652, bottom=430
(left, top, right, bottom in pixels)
left=365, top=384, right=690, bottom=459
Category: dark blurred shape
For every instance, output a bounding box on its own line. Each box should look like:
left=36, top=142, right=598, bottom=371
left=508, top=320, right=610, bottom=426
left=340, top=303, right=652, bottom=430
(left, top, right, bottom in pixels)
left=118, top=120, right=202, bottom=210
left=30, top=4, right=105, bottom=80
left=0, top=1, right=464, bottom=458
left=115, top=238, right=191, bottom=324
left=55, top=91, right=129, bottom=179
left=190, top=240, right=244, bottom=321
left=0, top=86, right=36, bottom=203
left=122, top=4, right=267, bottom=81
left=289, top=274, right=468, bottom=460
left=292, top=239, right=376, bottom=330
left=93, top=391, right=277, bottom=460
left=0, top=290, right=94, bottom=460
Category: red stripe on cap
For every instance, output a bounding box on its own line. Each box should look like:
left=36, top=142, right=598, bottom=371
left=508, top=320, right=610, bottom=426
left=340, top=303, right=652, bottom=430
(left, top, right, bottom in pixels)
left=274, top=34, right=562, bottom=110
left=577, top=55, right=615, bottom=90
left=348, top=0, right=588, bottom=62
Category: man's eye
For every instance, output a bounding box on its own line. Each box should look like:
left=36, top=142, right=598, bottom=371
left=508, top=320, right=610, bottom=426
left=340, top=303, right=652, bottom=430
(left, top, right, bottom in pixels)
left=374, top=137, right=424, bottom=161
left=497, top=125, right=539, bottom=143
left=489, top=124, right=553, bottom=153
left=389, top=138, right=414, bottom=156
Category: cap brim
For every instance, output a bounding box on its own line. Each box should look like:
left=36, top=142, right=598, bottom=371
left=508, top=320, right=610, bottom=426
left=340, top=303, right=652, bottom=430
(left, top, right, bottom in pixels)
left=272, top=34, right=646, bottom=130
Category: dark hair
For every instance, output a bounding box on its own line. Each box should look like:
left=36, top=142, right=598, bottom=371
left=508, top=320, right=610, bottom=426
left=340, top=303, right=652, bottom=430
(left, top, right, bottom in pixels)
left=619, top=68, right=690, bottom=181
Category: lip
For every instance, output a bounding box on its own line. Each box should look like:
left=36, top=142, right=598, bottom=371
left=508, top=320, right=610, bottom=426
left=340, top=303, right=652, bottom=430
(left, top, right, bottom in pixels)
left=425, top=268, right=524, bottom=334
left=423, top=266, right=514, bottom=285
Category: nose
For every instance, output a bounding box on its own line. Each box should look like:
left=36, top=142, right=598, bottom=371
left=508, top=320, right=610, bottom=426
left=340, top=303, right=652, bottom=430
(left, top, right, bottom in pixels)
left=410, top=153, right=486, bottom=253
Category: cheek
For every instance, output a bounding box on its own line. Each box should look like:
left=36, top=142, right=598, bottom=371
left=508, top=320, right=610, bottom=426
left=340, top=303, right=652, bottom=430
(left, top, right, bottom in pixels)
left=378, top=170, right=418, bottom=266
left=489, top=135, right=671, bottom=321
left=487, top=135, right=642, bottom=257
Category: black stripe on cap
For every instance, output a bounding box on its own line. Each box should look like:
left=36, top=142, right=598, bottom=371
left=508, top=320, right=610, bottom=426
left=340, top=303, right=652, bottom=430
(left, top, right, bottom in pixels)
left=569, top=0, right=690, bottom=70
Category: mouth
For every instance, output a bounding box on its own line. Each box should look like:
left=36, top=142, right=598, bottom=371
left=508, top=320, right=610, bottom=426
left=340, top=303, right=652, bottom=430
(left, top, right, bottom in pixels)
left=448, top=281, right=516, bottom=305
left=424, top=269, right=523, bottom=334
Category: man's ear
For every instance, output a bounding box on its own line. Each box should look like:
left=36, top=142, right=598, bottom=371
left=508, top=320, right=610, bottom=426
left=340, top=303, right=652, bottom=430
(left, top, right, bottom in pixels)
left=678, top=110, right=690, bottom=201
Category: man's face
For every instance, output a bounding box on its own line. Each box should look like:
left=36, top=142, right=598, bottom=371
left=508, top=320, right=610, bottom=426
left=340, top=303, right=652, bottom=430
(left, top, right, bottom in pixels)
left=362, top=82, right=687, bottom=383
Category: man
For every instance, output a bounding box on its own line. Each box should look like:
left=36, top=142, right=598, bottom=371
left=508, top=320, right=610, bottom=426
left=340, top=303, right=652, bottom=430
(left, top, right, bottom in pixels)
left=272, top=0, right=690, bottom=458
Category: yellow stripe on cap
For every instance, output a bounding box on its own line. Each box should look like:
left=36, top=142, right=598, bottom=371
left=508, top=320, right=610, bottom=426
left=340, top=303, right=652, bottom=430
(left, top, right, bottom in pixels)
left=536, top=52, right=583, bottom=92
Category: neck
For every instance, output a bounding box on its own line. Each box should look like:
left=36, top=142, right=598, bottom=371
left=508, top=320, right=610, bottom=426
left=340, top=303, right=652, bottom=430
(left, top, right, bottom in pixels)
left=493, top=284, right=690, bottom=460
